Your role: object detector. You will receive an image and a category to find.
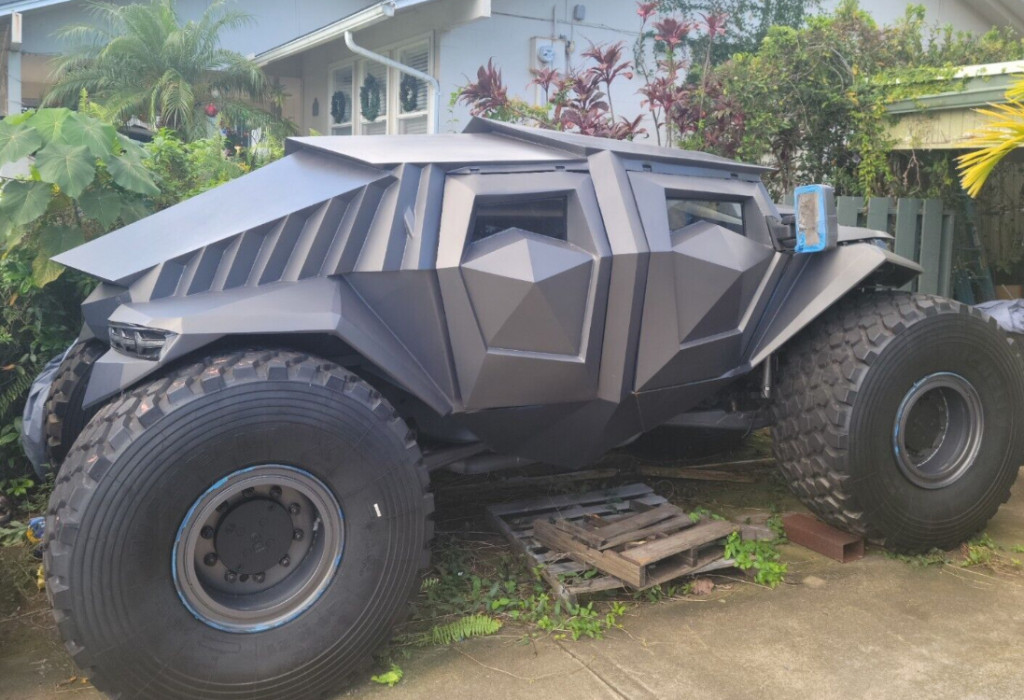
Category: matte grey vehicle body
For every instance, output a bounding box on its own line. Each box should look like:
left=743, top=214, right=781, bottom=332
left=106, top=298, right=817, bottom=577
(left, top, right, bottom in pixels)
left=52, top=119, right=920, bottom=468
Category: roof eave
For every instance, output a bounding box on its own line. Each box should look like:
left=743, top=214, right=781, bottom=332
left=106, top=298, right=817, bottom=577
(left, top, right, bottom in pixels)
left=0, top=0, right=73, bottom=18
left=255, top=0, right=442, bottom=66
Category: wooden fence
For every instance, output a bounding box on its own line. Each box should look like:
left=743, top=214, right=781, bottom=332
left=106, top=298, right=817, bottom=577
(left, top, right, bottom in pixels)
left=835, top=196, right=955, bottom=297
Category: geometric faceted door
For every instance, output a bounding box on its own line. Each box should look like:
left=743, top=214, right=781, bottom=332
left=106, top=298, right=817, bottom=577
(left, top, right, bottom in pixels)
left=631, top=172, right=778, bottom=391
left=436, top=172, right=611, bottom=410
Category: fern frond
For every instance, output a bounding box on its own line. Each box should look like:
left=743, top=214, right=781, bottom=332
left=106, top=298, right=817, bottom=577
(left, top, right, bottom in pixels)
left=425, top=614, right=503, bottom=646
left=0, top=371, right=33, bottom=421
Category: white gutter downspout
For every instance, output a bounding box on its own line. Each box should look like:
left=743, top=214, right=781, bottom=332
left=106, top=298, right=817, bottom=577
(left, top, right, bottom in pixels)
left=344, top=30, right=441, bottom=134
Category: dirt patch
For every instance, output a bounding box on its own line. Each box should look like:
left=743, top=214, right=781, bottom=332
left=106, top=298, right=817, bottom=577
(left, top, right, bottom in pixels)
left=0, top=546, right=94, bottom=699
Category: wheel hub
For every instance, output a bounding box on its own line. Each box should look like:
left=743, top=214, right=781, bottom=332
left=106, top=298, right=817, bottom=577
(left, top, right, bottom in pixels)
left=215, top=499, right=293, bottom=575
left=173, top=465, right=344, bottom=633
left=893, top=372, right=983, bottom=490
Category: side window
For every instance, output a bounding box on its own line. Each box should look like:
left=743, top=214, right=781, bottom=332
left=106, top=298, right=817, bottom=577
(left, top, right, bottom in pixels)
left=666, top=197, right=745, bottom=236
left=468, top=196, right=568, bottom=244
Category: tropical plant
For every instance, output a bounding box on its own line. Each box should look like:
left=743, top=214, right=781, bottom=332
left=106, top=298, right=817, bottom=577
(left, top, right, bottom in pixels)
left=0, top=106, right=159, bottom=286
left=459, top=54, right=646, bottom=140
left=957, top=77, right=1024, bottom=198
left=44, top=0, right=282, bottom=142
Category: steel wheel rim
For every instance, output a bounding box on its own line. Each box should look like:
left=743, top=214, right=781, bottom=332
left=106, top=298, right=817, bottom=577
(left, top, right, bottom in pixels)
left=173, top=465, right=344, bottom=633
left=893, top=372, right=984, bottom=490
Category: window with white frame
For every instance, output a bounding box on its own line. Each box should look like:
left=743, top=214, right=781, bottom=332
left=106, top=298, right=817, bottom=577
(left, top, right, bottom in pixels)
left=329, top=38, right=432, bottom=136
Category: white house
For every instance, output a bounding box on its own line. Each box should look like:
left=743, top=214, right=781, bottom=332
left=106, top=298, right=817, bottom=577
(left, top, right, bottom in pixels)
left=1, top=0, right=1021, bottom=134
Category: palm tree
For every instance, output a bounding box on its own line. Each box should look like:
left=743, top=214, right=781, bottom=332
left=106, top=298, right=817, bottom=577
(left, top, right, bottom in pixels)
left=958, top=77, right=1024, bottom=197
left=44, top=0, right=280, bottom=141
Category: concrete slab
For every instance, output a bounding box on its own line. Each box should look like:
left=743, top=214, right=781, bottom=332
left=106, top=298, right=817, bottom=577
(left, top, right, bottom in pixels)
left=5, top=476, right=1024, bottom=699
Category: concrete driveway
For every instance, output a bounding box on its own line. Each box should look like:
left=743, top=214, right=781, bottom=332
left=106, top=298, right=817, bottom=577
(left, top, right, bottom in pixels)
left=4, top=469, right=1024, bottom=700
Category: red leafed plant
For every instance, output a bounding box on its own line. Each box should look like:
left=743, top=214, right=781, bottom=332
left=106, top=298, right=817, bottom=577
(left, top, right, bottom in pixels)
left=456, top=1, right=743, bottom=152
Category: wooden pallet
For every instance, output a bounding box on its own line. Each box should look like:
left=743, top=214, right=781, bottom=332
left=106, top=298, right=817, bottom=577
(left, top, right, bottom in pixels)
left=485, top=483, right=759, bottom=605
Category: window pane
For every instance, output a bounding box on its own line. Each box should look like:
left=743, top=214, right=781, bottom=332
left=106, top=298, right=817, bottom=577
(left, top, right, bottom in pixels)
left=398, top=44, right=429, bottom=114
left=469, top=197, right=567, bottom=243
left=330, top=66, right=353, bottom=126
left=359, top=62, right=388, bottom=125
left=666, top=198, right=745, bottom=235
left=398, top=115, right=428, bottom=134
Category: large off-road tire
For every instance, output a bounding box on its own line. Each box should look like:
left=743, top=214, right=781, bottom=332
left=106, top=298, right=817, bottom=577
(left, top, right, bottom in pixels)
left=772, top=291, right=1024, bottom=552
left=44, top=350, right=432, bottom=699
left=43, top=339, right=105, bottom=466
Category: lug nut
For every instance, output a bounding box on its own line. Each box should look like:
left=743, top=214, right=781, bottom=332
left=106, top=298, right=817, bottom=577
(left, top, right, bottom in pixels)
left=203, top=553, right=218, bottom=566
left=224, top=570, right=237, bottom=583
left=242, top=487, right=255, bottom=497
left=216, top=501, right=229, bottom=513
left=289, top=503, right=301, bottom=515
left=239, top=574, right=249, bottom=583
left=200, top=526, right=214, bottom=539
left=279, top=555, right=290, bottom=567
left=270, top=486, right=282, bottom=498
left=254, top=572, right=265, bottom=584
left=293, top=528, right=304, bottom=541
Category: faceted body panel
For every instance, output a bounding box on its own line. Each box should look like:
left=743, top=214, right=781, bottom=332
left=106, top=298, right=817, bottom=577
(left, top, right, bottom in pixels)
left=51, top=118, right=914, bottom=468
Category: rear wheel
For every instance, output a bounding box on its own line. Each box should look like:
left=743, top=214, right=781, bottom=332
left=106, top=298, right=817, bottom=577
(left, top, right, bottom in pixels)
left=772, top=292, right=1024, bottom=552
left=45, top=350, right=432, bottom=699
left=43, top=339, right=104, bottom=467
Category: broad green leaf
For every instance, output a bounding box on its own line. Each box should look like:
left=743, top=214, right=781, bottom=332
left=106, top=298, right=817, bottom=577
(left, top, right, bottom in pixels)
left=32, top=254, right=65, bottom=286
left=0, top=180, right=52, bottom=226
left=36, top=224, right=85, bottom=257
left=0, top=121, right=43, bottom=164
left=27, top=108, right=72, bottom=143
left=31, top=225, right=83, bottom=285
left=106, top=154, right=160, bottom=196
left=78, top=186, right=123, bottom=227
left=118, top=196, right=152, bottom=224
left=5, top=110, right=35, bottom=127
left=2, top=223, right=26, bottom=250
left=61, top=115, right=117, bottom=160
left=35, top=142, right=96, bottom=199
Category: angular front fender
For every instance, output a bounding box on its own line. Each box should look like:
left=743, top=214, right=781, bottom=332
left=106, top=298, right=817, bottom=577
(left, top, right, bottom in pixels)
left=747, top=243, right=922, bottom=367
left=82, top=276, right=454, bottom=415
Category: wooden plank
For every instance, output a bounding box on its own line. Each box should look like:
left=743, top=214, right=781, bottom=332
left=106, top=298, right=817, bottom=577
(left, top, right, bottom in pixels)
left=894, top=198, right=921, bottom=291
left=567, top=503, right=683, bottom=548
left=635, top=466, right=755, bottom=483
left=836, top=196, right=863, bottom=227
left=507, top=493, right=665, bottom=531
left=918, top=199, right=944, bottom=295
left=484, top=507, right=578, bottom=605
left=598, top=515, right=698, bottom=551
left=938, top=213, right=955, bottom=298
left=486, top=483, right=653, bottom=517
left=866, top=197, right=891, bottom=233
left=620, top=520, right=738, bottom=567
left=566, top=575, right=625, bottom=596
left=643, top=550, right=726, bottom=590
left=533, top=519, right=646, bottom=587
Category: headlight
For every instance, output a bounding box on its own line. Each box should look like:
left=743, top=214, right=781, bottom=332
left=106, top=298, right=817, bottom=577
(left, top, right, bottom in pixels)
left=108, top=323, right=174, bottom=360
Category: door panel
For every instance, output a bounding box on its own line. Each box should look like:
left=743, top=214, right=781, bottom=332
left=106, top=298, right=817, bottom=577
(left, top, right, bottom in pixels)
left=437, top=172, right=611, bottom=410
left=631, top=172, right=779, bottom=391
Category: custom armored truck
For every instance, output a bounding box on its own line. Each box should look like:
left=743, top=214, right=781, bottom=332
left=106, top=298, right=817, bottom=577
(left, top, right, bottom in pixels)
left=22, top=120, right=1024, bottom=699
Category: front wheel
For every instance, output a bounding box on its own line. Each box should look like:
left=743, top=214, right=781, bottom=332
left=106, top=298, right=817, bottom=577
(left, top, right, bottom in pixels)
left=772, top=292, right=1024, bottom=552
left=45, top=350, right=432, bottom=699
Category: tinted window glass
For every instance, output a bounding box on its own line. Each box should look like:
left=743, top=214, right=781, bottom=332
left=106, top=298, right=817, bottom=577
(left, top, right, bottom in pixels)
left=469, top=196, right=567, bottom=243
left=666, top=198, right=744, bottom=235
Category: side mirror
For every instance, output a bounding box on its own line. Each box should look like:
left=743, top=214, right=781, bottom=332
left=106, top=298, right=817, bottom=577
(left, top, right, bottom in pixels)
left=793, top=184, right=838, bottom=253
